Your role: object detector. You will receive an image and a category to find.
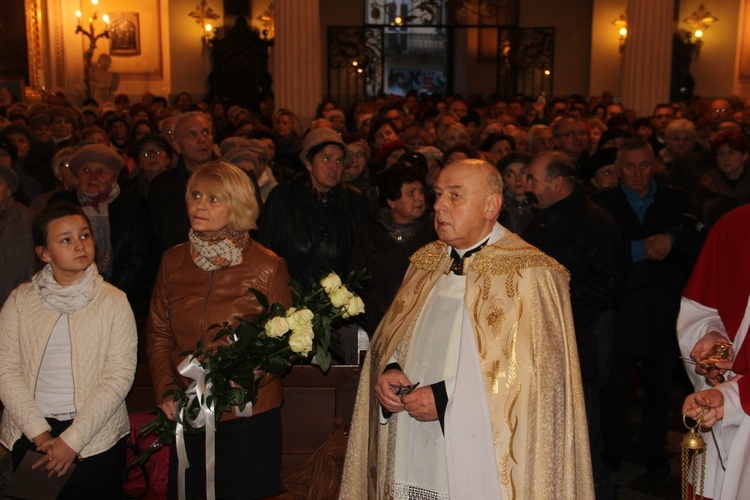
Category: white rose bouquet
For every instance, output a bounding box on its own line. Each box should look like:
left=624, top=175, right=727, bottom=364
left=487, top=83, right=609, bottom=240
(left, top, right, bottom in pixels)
left=134, top=269, right=367, bottom=468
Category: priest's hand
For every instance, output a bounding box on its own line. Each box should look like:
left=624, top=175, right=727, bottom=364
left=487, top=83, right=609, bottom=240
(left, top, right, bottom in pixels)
left=375, top=369, right=411, bottom=414
left=683, top=389, right=724, bottom=428
left=690, top=330, right=734, bottom=386
left=401, top=386, right=438, bottom=422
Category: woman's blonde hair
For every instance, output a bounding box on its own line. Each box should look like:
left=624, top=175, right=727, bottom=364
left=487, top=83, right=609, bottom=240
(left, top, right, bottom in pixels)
left=272, top=109, right=304, bottom=138
left=186, top=161, right=259, bottom=231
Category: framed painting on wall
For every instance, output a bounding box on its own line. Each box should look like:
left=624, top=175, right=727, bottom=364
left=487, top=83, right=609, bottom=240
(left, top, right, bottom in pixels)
left=109, top=13, right=141, bottom=56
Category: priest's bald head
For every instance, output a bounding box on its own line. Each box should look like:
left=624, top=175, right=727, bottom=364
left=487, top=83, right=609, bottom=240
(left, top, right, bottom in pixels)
left=433, top=159, right=504, bottom=250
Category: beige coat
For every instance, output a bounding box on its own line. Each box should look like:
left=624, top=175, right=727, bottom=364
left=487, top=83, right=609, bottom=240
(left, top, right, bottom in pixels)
left=0, top=276, right=137, bottom=457
left=340, top=233, right=594, bottom=499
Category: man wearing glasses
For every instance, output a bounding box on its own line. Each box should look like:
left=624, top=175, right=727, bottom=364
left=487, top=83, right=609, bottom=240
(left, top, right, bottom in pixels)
left=553, top=116, right=590, bottom=176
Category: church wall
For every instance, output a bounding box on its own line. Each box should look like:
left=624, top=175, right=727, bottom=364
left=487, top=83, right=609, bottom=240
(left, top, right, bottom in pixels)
left=677, top=0, right=742, bottom=99
left=737, top=0, right=750, bottom=97
left=588, top=0, right=626, bottom=100
left=166, top=0, right=217, bottom=103
left=519, top=0, right=593, bottom=98
left=320, top=0, right=364, bottom=106
left=52, top=0, right=173, bottom=105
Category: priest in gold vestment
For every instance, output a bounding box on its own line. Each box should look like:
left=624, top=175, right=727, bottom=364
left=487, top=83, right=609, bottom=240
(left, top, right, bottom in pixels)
left=340, top=159, right=594, bottom=499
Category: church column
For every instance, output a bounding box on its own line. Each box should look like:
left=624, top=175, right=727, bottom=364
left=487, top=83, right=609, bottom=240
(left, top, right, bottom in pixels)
left=621, top=0, right=673, bottom=116
left=273, top=0, right=322, bottom=127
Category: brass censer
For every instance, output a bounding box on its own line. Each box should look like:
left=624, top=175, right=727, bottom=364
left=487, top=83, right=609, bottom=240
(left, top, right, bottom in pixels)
left=681, top=411, right=707, bottom=500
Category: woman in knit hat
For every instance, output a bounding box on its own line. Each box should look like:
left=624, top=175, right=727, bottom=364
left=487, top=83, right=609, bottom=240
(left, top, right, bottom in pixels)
left=47, top=144, right=153, bottom=314
left=258, top=128, right=370, bottom=290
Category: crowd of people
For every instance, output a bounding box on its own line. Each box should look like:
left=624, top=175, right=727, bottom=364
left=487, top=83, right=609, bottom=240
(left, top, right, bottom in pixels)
left=1, top=86, right=750, bottom=498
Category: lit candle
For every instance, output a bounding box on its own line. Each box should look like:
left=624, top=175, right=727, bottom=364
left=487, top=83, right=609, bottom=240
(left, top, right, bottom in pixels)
left=91, top=0, right=98, bottom=15
left=75, top=10, right=82, bottom=26
left=103, top=14, right=110, bottom=28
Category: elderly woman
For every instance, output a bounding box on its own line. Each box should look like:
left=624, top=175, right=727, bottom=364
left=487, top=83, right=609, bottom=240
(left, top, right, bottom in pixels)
left=272, top=109, right=304, bottom=179
left=30, top=146, right=79, bottom=211
left=122, top=133, right=172, bottom=198
left=417, top=146, right=443, bottom=191
left=0, top=136, right=41, bottom=205
left=0, top=124, right=55, bottom=192
left=479, top=133, right=516, bottom=162
left=497, top=151, right=533, bottom=234
left=223, top=139, right=278, bottom=202
left=259, top=128, right=370, bottom=290
left=344, top=137, right=372, bottom=193
left=48, top=144, right=152, bottom=314
left=349, top=163, right=436, bottom=336
left=368, top=117, right=400, bottom=157
left=147, top=161, right=291, bottom=498
left=690, top=130, right=750, bottom=232
left=661, top=119, right=700, bottom=164
left=436, top=122, right=470, bottom=152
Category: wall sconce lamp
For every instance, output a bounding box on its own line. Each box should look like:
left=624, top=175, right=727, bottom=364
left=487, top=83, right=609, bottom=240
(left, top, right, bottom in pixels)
left=612, top=14, right=627, bottom=53
left=256, top=2, right=275, bottom=40
left=189, top=0, right=220, bottom=49
left=203, top=24, right=215, bottom=47
left=683, top=4, right=718, bottom=48
left=74, top=0, right=110, bottom=98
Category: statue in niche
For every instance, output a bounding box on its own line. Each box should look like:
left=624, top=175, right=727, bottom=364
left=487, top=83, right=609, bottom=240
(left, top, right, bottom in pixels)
left=88, top=53, right=120, bottom=104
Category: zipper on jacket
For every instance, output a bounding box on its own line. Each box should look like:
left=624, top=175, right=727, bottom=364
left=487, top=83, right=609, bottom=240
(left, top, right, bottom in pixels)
left=31, top=312, right=64, bottom=404
left=200, top=271, right=216, bottom=347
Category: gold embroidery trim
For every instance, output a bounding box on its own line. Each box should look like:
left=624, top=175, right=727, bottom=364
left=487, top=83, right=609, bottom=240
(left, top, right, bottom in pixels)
left=470, top=249, right=570, bottom=278
left=409, top=241, right=446, bottom=271
left=411, top=240, right=569, bottom=279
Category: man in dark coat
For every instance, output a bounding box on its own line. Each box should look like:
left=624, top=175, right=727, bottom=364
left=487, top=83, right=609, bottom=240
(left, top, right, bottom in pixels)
left=593, top=139, right=702, bottom=476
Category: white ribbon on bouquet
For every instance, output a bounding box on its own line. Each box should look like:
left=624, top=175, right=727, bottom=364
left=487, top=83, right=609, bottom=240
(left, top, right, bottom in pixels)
left=175, top=356, right=217, bottom=500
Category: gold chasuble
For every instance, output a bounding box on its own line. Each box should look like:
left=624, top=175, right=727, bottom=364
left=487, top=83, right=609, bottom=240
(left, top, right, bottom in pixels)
left=340, top=232, right=594, bottom=499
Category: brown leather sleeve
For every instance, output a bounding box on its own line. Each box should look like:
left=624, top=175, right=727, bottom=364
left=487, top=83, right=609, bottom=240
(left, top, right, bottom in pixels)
left=266, top=254, right=293, bottom=310
left=251, top=253, right=292, bottom=413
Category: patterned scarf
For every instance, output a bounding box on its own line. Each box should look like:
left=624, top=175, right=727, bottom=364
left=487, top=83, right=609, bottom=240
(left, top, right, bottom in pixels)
left=77, top=184, right=120, bottom=278
left=189, top=228, right=249, bottom=271
left=32, top=263, right=99, bottom=314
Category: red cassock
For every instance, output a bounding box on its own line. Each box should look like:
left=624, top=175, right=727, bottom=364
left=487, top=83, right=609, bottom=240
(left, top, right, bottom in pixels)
left=683, top=203, right=750, bottom=415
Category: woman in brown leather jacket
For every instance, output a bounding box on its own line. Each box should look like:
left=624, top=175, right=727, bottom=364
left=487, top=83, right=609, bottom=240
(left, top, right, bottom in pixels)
left=146, top=161, right=292, bottom=499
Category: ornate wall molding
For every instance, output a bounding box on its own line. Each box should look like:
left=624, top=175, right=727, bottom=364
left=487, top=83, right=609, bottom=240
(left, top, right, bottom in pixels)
left=24, top=0, right=44, bottom=89
left=49, top=0, right=66, bottom=89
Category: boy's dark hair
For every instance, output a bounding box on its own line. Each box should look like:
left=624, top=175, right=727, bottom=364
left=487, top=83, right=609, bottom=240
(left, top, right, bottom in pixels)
left=33, top=202, right=89, bottom=247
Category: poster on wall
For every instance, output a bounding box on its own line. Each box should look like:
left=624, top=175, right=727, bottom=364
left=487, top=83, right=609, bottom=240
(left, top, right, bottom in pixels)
left=386, top=69, right=445, bottom=97
left=109, top=13, right=141, bottom=56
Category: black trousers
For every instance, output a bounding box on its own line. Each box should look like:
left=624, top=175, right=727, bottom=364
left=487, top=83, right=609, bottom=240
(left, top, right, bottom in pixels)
left=167, top=407, right=282, bottom=500
left=11, top=417, right=125, bottom=499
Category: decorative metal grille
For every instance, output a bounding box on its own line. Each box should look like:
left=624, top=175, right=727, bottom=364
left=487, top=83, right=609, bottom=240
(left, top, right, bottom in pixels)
left=328, top=27, right=383, bottom=105
left=365, top=0, right=517, bottom=27
left=496, top=27, right=554, bottom=99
